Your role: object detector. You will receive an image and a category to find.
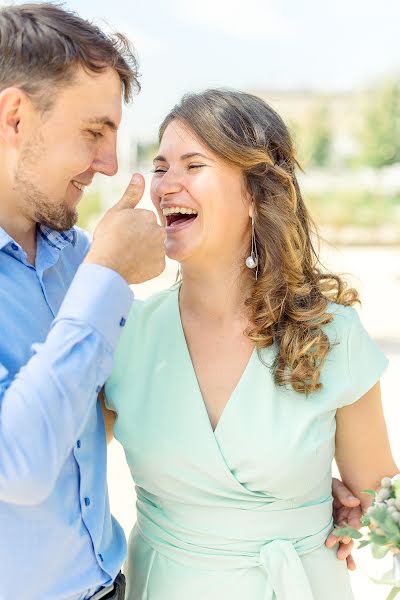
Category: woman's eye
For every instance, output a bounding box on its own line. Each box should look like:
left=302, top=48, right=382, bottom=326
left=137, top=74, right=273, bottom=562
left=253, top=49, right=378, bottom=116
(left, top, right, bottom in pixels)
left=152, top=168, right=167, bottom=174
left=188, top=164, right=205, bottom=170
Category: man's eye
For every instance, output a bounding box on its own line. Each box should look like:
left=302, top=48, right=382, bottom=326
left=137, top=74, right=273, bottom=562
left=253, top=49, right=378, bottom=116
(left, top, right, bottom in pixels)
left=152, top=168, right=167, bottom=173
left=89, top=130, right=103, bottom=139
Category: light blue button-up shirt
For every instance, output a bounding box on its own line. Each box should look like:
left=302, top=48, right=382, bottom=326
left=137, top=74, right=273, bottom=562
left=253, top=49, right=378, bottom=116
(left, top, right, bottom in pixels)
left=0, top=224, right=132, bottom=600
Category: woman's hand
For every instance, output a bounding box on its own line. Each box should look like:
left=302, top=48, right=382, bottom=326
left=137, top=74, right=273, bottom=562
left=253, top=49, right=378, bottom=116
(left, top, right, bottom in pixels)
left=333, top=382, right=399, bottom=570
left=325, top=477, right=362, bottom=570
left=99, top=388, right=116, bottom=444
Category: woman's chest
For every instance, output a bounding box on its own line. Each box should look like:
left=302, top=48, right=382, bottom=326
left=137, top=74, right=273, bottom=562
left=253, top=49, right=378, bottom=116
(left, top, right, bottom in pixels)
left=115, top=340, right=337, bottom=501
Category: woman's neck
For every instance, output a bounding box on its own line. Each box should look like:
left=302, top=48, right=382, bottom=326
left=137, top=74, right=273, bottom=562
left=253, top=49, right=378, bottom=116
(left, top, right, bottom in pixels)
left=179, top=260, right=253, bottom=326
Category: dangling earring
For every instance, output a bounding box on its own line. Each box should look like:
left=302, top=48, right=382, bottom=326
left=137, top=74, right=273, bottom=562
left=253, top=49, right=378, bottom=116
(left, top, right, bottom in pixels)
left=245, top=215, right=258, bottom=280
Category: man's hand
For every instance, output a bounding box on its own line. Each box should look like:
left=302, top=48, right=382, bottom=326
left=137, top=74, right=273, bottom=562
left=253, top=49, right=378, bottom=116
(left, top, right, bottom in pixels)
left=325, top=477, right=362, bottom=571
left=85, top=174, right=166, bottom=284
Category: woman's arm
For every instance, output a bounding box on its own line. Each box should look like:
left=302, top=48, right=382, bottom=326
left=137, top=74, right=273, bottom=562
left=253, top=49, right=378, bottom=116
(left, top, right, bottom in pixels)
left=99, top=389, right=116, bottom=445
left=335, top=381, right=398, bottom=513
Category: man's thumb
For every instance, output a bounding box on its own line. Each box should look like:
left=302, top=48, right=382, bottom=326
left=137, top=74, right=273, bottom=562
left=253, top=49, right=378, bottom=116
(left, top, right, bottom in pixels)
left=113, top=173, right=145, bottom=210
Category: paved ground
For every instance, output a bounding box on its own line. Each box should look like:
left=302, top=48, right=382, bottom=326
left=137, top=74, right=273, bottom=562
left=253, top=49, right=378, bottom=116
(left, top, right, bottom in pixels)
left=107, top=245, right=400, bottom=599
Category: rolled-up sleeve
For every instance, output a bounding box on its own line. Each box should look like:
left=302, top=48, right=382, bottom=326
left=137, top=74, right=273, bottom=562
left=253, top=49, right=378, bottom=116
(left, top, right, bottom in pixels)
left=0, top=263, right=133, bottom=505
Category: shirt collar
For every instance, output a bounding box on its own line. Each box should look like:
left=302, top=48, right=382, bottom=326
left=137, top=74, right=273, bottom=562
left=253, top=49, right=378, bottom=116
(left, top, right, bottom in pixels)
left=37, top=225, right=77, bottom=251
left=0, top=227, right=13, bottom=250
left=0, top=224, right=77, bottom=253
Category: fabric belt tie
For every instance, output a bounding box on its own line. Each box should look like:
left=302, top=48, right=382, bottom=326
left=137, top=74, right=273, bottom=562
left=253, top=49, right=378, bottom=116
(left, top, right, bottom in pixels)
left=259, top=540, right=314, bottom=600
left=135, top=489, right=333, bottom=600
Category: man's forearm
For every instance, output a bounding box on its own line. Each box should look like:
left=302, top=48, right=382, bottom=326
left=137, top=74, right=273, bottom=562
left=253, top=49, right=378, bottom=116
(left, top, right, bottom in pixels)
left=0, top=263, right=133, bottom=505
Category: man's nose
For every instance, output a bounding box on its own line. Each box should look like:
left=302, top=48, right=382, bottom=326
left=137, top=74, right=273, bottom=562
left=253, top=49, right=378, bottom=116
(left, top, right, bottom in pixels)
left=91, top=137, right=119, bottom=177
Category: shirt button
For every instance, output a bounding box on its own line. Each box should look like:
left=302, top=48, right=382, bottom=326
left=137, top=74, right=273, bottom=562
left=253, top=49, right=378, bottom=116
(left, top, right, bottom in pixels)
left=84, top=497, right=91, bottom=507
left=96, top=386, right=101, bottom=394
left=77, top=440, right=81, bottom=449
left=119, top=317, right=126, bottom=327
left=11, top=243, right=19, bottom=251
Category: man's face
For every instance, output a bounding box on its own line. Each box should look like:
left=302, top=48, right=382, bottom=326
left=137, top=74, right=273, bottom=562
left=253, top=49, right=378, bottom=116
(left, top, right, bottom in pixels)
left=14, top=67, right=122, bottom=230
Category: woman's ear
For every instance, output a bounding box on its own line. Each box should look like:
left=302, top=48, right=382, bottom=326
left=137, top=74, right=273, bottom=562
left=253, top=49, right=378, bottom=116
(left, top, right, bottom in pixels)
left=249, top=202, right=255, bottom=219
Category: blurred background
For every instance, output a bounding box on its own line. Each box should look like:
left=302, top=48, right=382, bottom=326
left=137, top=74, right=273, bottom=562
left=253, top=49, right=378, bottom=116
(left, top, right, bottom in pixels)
left=8, top=0, right=400, bottom=596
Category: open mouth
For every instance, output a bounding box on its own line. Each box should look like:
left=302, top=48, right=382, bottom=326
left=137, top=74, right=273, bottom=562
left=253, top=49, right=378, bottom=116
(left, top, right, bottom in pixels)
left=71, top=180, right=86, bottom=192
left=163, top=207, right=198, bottom=230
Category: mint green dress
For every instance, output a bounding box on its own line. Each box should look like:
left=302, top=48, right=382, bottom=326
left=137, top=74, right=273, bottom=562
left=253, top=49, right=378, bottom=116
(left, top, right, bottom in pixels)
left=105, top=286, right=388, bottom=600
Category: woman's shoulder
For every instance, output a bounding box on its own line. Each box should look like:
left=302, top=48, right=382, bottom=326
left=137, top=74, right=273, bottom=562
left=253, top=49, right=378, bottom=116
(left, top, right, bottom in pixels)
left=321, top=301, right=388, bottom=407
left=324, top=302, right=360, bottom=343
left=126, top=284, right=179, bottom=326
left=326, top=301, right=358, bottom=322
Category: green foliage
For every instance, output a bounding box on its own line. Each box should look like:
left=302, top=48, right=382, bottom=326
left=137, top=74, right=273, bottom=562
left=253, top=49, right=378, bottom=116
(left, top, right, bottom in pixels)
left=387, top=588, right=400, bottom=600
left=307, top=105, right=333, bottom=167
left=306, top=189, right=400, bottom=230
left=372, top=544, right=390, bottom=559
left=359, top=79, right=400, bottom=167
left=137, top=142, right=159, bottom=164
left=394, top=480, right=400, bottom=499
left=290, top=103, right=333, bottom=168
left=333, top=526, right=363, bottom=539
left=77, top=190, right=102, bottom=231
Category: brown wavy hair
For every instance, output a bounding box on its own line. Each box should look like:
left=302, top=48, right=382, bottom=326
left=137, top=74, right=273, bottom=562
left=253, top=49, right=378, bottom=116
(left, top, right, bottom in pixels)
left=159, top=89, right=359, bottom=394
left=0, top=3, right=140, bottom=110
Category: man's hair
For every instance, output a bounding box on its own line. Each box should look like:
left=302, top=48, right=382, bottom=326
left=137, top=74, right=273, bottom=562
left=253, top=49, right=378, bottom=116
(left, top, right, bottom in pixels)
left=0, top=2, right=140, bottom=110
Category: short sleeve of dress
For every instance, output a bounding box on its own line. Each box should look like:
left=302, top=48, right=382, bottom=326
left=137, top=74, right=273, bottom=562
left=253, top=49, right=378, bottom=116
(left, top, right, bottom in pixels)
left=338, top=306, right=389, bottom=408
left=104, top=300, right=143, bottom=413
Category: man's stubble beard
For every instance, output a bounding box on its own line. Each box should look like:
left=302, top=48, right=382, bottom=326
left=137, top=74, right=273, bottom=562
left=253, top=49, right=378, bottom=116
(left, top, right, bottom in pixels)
left=14, top=133, right=78, bottom=232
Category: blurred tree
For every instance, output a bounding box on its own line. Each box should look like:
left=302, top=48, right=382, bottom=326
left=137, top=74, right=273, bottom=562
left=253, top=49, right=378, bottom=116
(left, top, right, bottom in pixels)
left=137, top=141, right=159, bottom=164
left=307, top=104, right=332, bottom=167
left=359, top=78, right=400, bottom=167
left=290, top=103, right=333, bottom=168
left=77, top=190, right=102, bottom=232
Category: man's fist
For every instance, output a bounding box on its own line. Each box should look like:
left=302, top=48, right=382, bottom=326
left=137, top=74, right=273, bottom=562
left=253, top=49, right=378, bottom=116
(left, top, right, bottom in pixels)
left=85, top=174, right=166, bottom=284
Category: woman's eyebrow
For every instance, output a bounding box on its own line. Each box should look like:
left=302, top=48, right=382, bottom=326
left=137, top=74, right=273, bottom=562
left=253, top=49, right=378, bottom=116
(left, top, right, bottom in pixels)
left=153, top=152, right=213, bottom=163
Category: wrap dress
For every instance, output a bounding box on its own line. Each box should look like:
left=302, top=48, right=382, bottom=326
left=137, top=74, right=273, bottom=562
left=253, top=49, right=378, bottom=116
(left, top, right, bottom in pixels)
left=105, top=285, right=388, bottom=600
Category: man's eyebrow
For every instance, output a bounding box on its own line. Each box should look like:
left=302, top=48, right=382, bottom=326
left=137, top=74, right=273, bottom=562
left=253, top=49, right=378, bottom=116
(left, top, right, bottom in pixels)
left=153, top=152, right=213, bottom=163
left=83, top=117, right=118, bottom=131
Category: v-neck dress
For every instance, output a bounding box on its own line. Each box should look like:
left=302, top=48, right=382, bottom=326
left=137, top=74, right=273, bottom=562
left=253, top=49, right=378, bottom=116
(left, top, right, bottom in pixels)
left=105, top=285, right=388, bottom=600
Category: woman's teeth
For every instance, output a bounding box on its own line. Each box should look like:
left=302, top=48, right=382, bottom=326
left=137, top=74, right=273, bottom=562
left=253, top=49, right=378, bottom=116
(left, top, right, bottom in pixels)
left=162, top=206, right=198, bottom=216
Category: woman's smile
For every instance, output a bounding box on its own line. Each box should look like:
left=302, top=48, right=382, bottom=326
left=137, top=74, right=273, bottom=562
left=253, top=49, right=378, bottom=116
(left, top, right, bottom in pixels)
left=162, top=206, right=199, bottom=232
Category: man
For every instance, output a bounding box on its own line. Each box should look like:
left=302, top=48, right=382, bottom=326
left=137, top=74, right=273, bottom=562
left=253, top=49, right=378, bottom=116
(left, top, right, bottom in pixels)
left=0, top=4, right=361, bottom=600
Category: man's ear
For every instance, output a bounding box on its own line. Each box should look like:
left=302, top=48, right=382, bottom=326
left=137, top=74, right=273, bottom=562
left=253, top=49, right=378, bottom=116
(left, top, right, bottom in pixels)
left=0, top=87, right=31, bottom=146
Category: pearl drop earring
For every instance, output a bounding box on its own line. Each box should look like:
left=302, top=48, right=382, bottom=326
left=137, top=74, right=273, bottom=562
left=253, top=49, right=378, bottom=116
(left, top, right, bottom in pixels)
left=245, top=215, right=258, bottom=279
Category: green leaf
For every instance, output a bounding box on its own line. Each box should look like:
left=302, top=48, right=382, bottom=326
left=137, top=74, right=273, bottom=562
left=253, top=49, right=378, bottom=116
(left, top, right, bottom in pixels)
left=370, top=533, right=389, bottom=545
left=372, top=543, right=390, bottom=559
left=383, top=516, right=400, bottom=538
left=333, top=526, right=363, bottom=539
left=372, top=507, right=391, bottom=525
left=358, top=540, right=371, bottom=549
left=363, top=489, right=378, bottom=497
left=394, top=480, right=400, bottom=499
left=386, top=587, right=400, bottom=600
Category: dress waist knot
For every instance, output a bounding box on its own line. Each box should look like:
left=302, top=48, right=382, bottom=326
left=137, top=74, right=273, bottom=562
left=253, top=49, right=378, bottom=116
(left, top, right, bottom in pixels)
left=135, top=491, right=333, bottom=600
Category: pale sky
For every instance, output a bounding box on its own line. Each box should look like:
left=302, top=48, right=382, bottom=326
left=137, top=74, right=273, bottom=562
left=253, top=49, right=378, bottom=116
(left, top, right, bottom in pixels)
left=3, top=0, right=400, bottom=141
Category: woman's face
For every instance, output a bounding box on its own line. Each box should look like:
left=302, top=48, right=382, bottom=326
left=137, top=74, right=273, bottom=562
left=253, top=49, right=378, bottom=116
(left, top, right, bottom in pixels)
left=151, top=119, right=252, bottom=268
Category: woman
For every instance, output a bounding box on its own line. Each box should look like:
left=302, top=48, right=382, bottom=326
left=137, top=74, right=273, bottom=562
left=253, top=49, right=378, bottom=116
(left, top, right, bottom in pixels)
left=104, top=89, right=397, bottom=600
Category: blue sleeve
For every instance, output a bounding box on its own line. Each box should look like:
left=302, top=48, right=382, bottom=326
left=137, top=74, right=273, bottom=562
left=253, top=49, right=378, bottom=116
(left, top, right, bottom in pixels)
left=104, top=300, right=143, bottom=413
left=0, top=263, right=133, bottom=505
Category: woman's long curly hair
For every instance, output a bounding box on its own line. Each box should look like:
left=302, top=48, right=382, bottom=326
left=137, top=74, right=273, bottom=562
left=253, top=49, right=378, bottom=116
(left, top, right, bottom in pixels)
left=159, top=89, right=359, bottom=394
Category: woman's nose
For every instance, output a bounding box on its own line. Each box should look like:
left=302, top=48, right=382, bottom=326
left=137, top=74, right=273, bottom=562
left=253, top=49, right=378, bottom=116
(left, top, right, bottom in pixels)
left=154, top=168, right=183, bottom=197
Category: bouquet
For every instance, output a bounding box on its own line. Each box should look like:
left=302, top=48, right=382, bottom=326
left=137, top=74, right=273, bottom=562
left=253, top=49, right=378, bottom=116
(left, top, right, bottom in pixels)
left=335, top=476, right=400, bottom=600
